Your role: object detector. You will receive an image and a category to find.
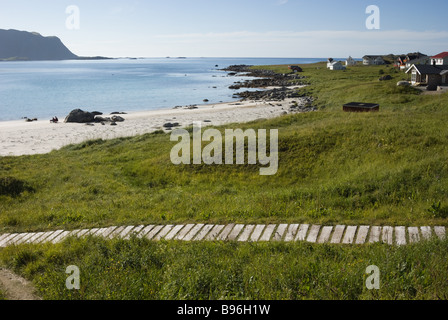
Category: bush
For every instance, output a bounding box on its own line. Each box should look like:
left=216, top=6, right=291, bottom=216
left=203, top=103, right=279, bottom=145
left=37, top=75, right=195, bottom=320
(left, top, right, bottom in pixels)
left=0, top=176, right=34, bottom=197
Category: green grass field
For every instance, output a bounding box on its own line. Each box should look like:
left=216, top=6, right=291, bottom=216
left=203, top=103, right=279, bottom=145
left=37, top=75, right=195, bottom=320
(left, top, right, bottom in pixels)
left=1, top=62, right=448, bottom=300
left=1, top=236, right=447, bottom=300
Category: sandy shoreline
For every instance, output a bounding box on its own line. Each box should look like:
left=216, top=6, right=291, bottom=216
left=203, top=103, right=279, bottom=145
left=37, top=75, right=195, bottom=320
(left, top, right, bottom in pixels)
left=0, top=95, right=307, bottom=157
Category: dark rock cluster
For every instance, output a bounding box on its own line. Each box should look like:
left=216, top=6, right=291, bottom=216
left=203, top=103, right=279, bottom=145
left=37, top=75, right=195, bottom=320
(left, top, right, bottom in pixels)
left=222, top=64, right=308, bottom=102
left=64, top=109, right=126, bottom=126
left=236, top=87, right=305, bottom=101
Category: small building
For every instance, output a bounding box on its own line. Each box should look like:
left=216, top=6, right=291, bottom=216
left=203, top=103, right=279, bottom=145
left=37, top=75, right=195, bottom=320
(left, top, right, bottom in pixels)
left=430, top=52, right=448, bottom=66
left=288, top=65, right=303, bottom=72
left=405, top=64, right=448, bottom=86
left=405, top=56, right=430, bottom=69
left=396, top=53, right=428, bottom=70
left=343, top=102, right=380, bottom=112
left=346, top=56, right=356, bottom=66
left=327, top=61, right=346, bottom=70
left=363, top=55, right=385, bottom=65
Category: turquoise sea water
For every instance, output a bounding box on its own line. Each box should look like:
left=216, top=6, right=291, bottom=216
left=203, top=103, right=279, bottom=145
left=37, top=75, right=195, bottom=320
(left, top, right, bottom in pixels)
left=0, top=57, right=327, bottom=122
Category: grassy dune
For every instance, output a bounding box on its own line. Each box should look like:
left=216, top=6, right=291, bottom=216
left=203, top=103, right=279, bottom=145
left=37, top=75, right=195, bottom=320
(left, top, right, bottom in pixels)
left=1, top=63, right=448, bottom=232
left=1, top=62, right=448, bottom=300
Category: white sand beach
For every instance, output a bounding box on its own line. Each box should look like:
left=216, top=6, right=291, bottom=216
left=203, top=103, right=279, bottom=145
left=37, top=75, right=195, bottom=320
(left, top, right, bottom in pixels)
left=0, top=96, right=306, bottom=157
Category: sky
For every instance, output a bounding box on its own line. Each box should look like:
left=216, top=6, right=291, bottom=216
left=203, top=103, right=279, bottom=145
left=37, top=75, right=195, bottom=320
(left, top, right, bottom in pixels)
left=1, top=0, right=448, bottom=58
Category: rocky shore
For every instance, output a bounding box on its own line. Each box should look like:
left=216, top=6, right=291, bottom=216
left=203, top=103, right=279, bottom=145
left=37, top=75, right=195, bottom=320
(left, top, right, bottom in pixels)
left=223, top=64, right=317, bottom=113
left=222, top=64, right=304, bottom=90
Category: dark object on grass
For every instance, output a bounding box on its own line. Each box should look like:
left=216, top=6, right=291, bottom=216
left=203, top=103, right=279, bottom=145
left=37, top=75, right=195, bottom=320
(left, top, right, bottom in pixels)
left=288, top=66, right=303, bottom=72
left=343, top=102, right=380, bottom=112
left=0, top=176, right=34, bottom=197
left=427, top=84, right=437, bottom=91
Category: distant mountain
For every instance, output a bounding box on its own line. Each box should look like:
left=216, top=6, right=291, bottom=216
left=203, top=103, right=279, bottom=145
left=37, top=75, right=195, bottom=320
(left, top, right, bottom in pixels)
left=0, top=29, right=78, bottom=61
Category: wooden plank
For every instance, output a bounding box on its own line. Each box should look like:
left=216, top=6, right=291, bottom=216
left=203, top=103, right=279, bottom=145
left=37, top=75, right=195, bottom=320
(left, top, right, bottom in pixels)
left=259, top=224, right=276, bottom=241
left=118, top=226, right=136, bottom=239
left=227, top=224, right=245, bottom=241
left=14, top=233, right=36, bottom=245
left=26, top=232, right=47, bottom=244
left=355, top=226, right=370, bottom=244
left=330, top=225, right=345, bottom=244
left=342, top=226, right=357, bottom=244
left=205, top=225, right=225, bottom=241
left=137, top=225, right=155, bottom=238
left=108, top=226, right=126, bottom=239
left=154, top=225, right=175, bottom=240
left=317, top=226, right=333, bottom=244
left=34, top=231, right=57, bottom=243
left=52, top=231, right=71, bottom=244
left=0, top=234, right=20, bottom=247
left=153, top=225, right=174, bottom=240
left=284, top=224, right=299, bottom=242
left=216, top=224, right=236, bottom=241
left=11, top=233, right=29, bottom=244
left=273, top=224, right=288, bottom=241
left=0, top=234, right=17, bottom=247
left=0, top=234, right=10, bottom=242
left=100, top=227, right=118, bottom=238
left=434, top=226, right=446, bottom=240
left=295, top=224, right=310, bottom=241
left=145, top=225, right=164, bottom=240
left=174, top=224, right=195, bottom=240
left=164, top=225, right=185, bottom=240
left=395, top=226, right=407, bottom=246
left=86, top=228, right=101, bottom=236
left=183, top=224, right=205, bottom=241
left=194, top=225, right=215, bottom=241
left=8, top=233, right=28, bottom=245
left=420, top=226, right=432, bottom=240
left=35, top=231, right=58, bottom=243
left=382, top=226, right=394, bottom=245
left=42, top=230, right=65, bottom=243
left=123, top=225, right=145, bottom=239
left=250, top=225, right=266, bottom=242
left=368, top=226, right=381, bottom=243
left=67, top=230, right=82, bottom=237
left=238, top=225, right=255, bottom=242
left=91, top=228, right=107, bottom=237
left=408, top=227, right=420, bottom=243
left=306, top=225, right=321, bottom=243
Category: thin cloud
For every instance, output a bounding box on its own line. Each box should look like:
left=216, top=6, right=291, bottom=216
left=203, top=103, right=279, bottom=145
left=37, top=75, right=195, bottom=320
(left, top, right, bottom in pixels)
left=150, top=29, right=448, bottom=57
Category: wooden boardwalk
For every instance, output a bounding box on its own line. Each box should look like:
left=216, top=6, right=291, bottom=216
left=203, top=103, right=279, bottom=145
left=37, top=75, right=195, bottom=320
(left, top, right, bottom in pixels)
left=0, top=224, right=446, bottom=248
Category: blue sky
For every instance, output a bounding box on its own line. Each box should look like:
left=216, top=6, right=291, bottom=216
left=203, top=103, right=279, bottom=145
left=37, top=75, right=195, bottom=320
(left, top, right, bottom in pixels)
left=1, top=0, right=448, bottom=58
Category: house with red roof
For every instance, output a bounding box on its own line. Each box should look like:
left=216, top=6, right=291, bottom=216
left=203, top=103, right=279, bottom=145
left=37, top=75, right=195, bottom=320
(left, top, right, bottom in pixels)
left=431, top=52, right=448, bottom=66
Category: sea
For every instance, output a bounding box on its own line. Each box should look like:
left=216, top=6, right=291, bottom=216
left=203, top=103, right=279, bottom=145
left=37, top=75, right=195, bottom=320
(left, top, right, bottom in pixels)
left=0, top=57, right=328, bottom=122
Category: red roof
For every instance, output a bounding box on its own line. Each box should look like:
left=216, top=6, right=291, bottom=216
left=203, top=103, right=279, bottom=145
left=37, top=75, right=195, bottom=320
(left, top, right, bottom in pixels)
left=432, top=52, right=448, bottom=59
